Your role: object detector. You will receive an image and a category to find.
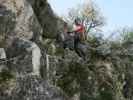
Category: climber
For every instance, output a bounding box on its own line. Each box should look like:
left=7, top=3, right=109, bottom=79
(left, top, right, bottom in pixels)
left=62, top=22, right=69, bottom=49
left=63, top=22, right=75, bottom=50
left=56, top=19, right=87, bottom=59
left=56, top=22, right=74, bottom=50
left=72, top=18, right=86, bottom=59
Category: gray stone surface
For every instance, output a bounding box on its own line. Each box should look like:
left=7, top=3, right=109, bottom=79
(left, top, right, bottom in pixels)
left=0, top=75, right=66, bottom=100
left=28, top=0, right=64, bottom=38
left=0, top=0, right=67, bottom=100
left=0, top=48, right=6, bottom=72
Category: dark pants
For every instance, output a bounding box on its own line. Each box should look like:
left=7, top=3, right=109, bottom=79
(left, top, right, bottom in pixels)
left=74, top=33, right=86, bottom=60
left=74, top=33, right=80, bottom=49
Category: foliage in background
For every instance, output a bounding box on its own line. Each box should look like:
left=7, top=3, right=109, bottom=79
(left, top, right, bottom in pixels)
left=120, top=28, right=133, bottom=43
left=63, top=0, right=105, bottom=35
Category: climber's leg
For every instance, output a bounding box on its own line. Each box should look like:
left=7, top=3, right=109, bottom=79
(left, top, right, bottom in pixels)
left=74, top=35, right=86, bottom=59
left=74, top=35, right=81, bottom=56
left=78, top=43, right=87, bottom=60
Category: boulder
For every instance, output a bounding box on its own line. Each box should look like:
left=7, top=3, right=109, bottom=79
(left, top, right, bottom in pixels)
left=0, top=48, right=6, bottom=59
left=0, top=0, right=42, bottom=42
left=0, top=0, right=43, bottom=75
left=6, top=38, right=41, bottom=76
left=28, top=0, right=64, bottom=38
left=0, top=75, right=67, bottom=100
left=0, top=0, right=67, bottom=100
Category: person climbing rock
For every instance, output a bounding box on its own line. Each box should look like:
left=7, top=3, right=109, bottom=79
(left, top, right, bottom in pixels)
left=62, top=22, right=69, bottom=49
left=72, top=18, right=86, bottom=59
left=56, top=19, right=87, bottom=60
left=57, top=22, right=74, bottom=50
left=64, top=22, right=75, bottom=50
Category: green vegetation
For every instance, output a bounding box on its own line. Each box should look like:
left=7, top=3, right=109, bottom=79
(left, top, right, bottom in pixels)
left=45, top=29, right=133, bottom=100
left=0, top=69, right=14, bottom=84
left=0, top=0, right=133, bottom=100
left=0, top=69, right=15, bottom=94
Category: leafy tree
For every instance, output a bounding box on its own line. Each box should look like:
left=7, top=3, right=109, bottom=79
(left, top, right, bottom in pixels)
left=63, top=0, right=105, bottom=35
left=120, top=28, right=133, bottom=43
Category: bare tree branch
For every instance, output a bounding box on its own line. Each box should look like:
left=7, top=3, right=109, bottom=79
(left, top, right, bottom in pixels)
left=64, top=0, right=105, bottom=36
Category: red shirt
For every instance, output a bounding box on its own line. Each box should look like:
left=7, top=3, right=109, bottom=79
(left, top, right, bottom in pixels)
left=74, top=24, right=85, bottom=33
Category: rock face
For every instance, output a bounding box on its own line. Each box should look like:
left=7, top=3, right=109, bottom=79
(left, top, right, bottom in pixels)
left=0, top=0, right=43, bottom=76
left=0, top=48, right=6, bottom=59
left=0, top=48, right=6, bottom=72
left=0, top=75, right=66, bottom=100
left=28, top=0, right=64, bottom=38
left=0, top=0, right=67, bottom=100
left=6, top=38, right=41, bottom=76
left=0, top=0, right=42, bottom=41
left=0, top=0, right=133, bottom=100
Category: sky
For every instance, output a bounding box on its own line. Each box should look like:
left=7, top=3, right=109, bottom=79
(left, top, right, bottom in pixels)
left=48, top=0, right=133, bottom=37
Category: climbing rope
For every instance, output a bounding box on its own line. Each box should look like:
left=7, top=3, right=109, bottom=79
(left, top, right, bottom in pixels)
left=0, top=55, right=23, bottom=64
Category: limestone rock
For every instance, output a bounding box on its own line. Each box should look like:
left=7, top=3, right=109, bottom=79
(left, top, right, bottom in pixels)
left=0, top=0, right=44, bottom=75
left=0, top=0, right=67, bottom=100
left=0, top=48, right=6, bottom=59
left=5, top=38, right=41, bottom=76
left=28, top=0, right=64, bottom=38
left=0, top=48, right=6, bottom=72
left=0, top=0, right=42, bottom=41
left=0, top=75, right=67, bottom=100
